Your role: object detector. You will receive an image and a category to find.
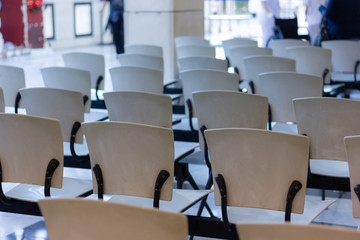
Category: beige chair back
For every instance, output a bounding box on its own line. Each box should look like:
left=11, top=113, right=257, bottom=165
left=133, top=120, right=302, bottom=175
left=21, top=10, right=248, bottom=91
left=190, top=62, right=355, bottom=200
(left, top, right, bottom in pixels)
left=237, top=223, right=360, bottom=240
left=244, top=55, right=296, bottom=93
left=178, top=57, right=227, bottom=72
left=322, top=40, right=360, bottom=73
left=40, top=198, right=188, bottom=240
left=110, top=66, right=163, bottom=94
left=175, top=36, right=210, bottom=48
left=104, top=91, right=172, bottom=128
left=20, top=88, right=85, bottom=144
left=286, top=46, right=332, bottom=84
left=0, top=65, right=25, bottom=107
left=222, top=38, right=258, bottom=62
left=0, top=88, right=4, bottom=112
left=193, top=90, right=268, bottom=148
left=344, top=135, right=360, bottom=218
left=176, top=45, right=216, bottom=59
left=180, top=69, right=239, bottom=117
left=258, top=72, right=323, bottom=123
left=62, top=52, right=105, bottom=90
left=82, top=121, right=174, bottom=200
left=294, top=97, right=360, bottom=161
left=228, top=46, right=272, bottom=80
left=269, top=39, right=309, bottom=57
left=118, top=54, right=164, bottom=72
left=41, top=67, right=92, bottom=113
left=125, top=44, right=163, bottom=58
left=205, top=128, right=309, bottom=213
left=0, top=113, right=63, bottom=188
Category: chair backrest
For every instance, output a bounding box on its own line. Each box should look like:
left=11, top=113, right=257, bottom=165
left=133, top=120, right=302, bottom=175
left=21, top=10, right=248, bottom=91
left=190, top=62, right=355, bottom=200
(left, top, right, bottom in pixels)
left=62, top=52, right=105, bottom=90
left=286, top=46, right=332, bottom=84
left=41, top=67, right=92, bottom=113
left=344, top=135, right=360, bottom=218
left=0, top=88, right=5, bottom=112
left=117, top=54, right=164, bottom=72
left=244, top=55, right=296, bottom=94
left=104, top=91, right=172, bottom=128
left=0, top=113, right=63, bottom=188
left=180, top=69, right=239, bottom=117
left=40, top=198, right=188, bottom=240
left=237, top=223, right=360, bottom=240
left=82, top=121, right=174, bottom=200
left=176, top=45, right=216, bottom=59
left=269, top=39, right=309, bottom=57
left=0, top=65, right=25, bottom=108
left=125, top=44, right=163, bottom=58
left=193, top=90, right=268, bottom=148
left=228, top=46, right=273, bottom=80
left=258, top=72, right=323, bottom=123
left=109, top=66, right=163, bottom=94
left=222, top=38, right=258, bottom=62
left=20, top=88, right=85, bottom=144
left=178, top=57, right=227, bottom=72
left=294, top=97, right=360, bottom=161
left=205, top=128, right=309, bottom=212
left=322, top=40, right=360, bottom=73
left=175, top=36, right=210, bottom=48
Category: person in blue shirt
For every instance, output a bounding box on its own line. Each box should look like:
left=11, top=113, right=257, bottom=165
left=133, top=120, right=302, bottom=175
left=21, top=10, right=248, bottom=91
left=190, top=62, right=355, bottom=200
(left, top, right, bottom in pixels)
left=101, top=0, right=124, bottom=54
left=323, top=0, right=360, bottom=40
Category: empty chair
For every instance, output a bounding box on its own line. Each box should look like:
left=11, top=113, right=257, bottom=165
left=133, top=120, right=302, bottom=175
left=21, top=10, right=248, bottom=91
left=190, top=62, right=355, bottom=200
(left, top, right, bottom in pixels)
left=228, top=46, right=272, bottom=80
left=41, top=67, right=92, bottom=113
left=269, top=39, right=310, bottom=57
left=83, top=121, right=211, bottom=212
left=244, top=55, right=296, bottom=94
left=0, top=114, right=92, bottom=215
left=222, top=38, right=258, bottom=65
left=176, top=45, right=216, bottom=59
left=118, top=54, right=164, bottom=72
left=109, top=66, right=163, bottom=94
left=237, top=223, right=360, bottom=240
left=0, top=65, right=25, bottom=113
left=175, top=36, right=210, bottom=48
left=62, top=52, right=105, bottom=101
left=258, top=72, right=323, bottom=133
left=205, top=128, right=334, bottom=234
left=125, top=44, right=163, bottom=58
left=294, top=97, right=360, bottom=197
left=286, top=46, right=332, bottom=90
left=178, top=57, right=227, bottom=72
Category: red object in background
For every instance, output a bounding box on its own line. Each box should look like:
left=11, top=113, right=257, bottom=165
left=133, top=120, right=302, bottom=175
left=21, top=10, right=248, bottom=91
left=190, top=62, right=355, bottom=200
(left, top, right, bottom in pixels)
left=0, top=0, right=25, bottom=46
left=27, top=0, right=43, bottom=10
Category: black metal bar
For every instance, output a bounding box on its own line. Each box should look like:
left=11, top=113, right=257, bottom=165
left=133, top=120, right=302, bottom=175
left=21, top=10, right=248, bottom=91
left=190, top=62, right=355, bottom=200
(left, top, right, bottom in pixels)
left=83, top=95, right=89, bottom=106
left=268, top=104, right=272, bottom=131
left=285, top=180, right=302, bottom=222
left=153, top=170, right=170, bottom=208
left=95, top=75, right=104, bottom=101
left=354, top=60, right=360, bottom=82
left=0, top=161, right=11, bottom=204
left=354, top=184, right=360, bottom=202
left=93, top=164, right=104, bottom=199
left=15, top=92, right=21, bottom=114
left=197, top=170, right=214, bottom=217
left=44, top=159, right=60, bottom=197
left=200, top=125, right=212, bottom=171
left=70, top=121, right=90, bottom=162
left=249, top=80, right=255, bottom=94
left=215, top=174, right=231, bottom=232
left=186, top=99, right=196, bottom=134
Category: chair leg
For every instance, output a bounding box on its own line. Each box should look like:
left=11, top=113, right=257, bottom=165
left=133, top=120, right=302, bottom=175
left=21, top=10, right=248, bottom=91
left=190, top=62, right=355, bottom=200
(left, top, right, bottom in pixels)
left=322, top=189, right=326, bottom=200
left=196, top=172, right=215, bottom=218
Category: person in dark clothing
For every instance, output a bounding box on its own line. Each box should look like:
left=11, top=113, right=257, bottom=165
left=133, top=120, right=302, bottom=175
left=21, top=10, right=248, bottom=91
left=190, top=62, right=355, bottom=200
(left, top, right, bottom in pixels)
left=101, top=0, right=124, bottom=54
left=323, top=0, right=360, bottom=40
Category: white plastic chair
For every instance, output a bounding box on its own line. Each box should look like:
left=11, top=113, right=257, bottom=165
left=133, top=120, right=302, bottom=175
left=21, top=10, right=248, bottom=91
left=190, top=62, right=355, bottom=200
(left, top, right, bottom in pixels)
left=175, top=36, right=210, bottom=48
left=178, top=57, right=227, bottom=72
left=109, top=66, right=163, bottom=94
left=244, top=55, right=296, bottom=94
left=118, top=54, right=164, bottom=72
left=269, top=39, right=310, bottom=57
left=228, top=46, right=272, bottom=80
left=125, top=44, right=163, bottom=58
left=222, top=38, right=258, bottom=65
left=176, top=45, right=216, bottom=59
left=41, top=67, right=92, bottom=113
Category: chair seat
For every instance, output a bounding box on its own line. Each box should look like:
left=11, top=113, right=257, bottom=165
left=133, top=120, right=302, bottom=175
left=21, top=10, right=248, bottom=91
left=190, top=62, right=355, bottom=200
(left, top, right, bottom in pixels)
left=271, top=122, right=298, bottom=135
left=63, top=167, right=92, bottom=181
left=86, top=189, right=212, bottom=213
left=172, top=117, right=199, bottom=131
left=63, top=138, right=89, bottom=156
left=174, top=141, right=199, bottom=161
left=310, top=159, right=349, bottom=178
left=228, top=196, right=335, bottom=224
left=331, top=72, right=360, bottom=83
left=0, top=211, right=43, bottom=237
left=4, top=177, right=93, bottom=202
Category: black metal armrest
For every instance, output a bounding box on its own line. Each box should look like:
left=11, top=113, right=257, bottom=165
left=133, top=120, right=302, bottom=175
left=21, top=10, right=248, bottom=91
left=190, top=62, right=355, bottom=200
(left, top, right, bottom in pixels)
left=93, top=164, right=104, bottom=200
left=186, top=99, right=196, bottom=134
left=15, top=92, right=21, bottom=114
left=285, top=180, right=302, bottom=222
left=95, top=75, right=104, bottom=101
left=215, top=174, right=231, bottom=232
left=153, top=170, right=170, bottom=208
left=70, top=122, right=90, bottom=162
left=44, top=159, right=60, bottom=197
left=200, top=126, right=212, bottom=171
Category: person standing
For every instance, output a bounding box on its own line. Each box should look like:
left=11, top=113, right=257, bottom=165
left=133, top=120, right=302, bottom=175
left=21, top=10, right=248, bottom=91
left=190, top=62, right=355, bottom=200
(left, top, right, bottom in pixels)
left=101, top=0, right=124, bottom=54
left=257, top=0, right=281, bottom=47
left=303, top=0, right=328, bottom=44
